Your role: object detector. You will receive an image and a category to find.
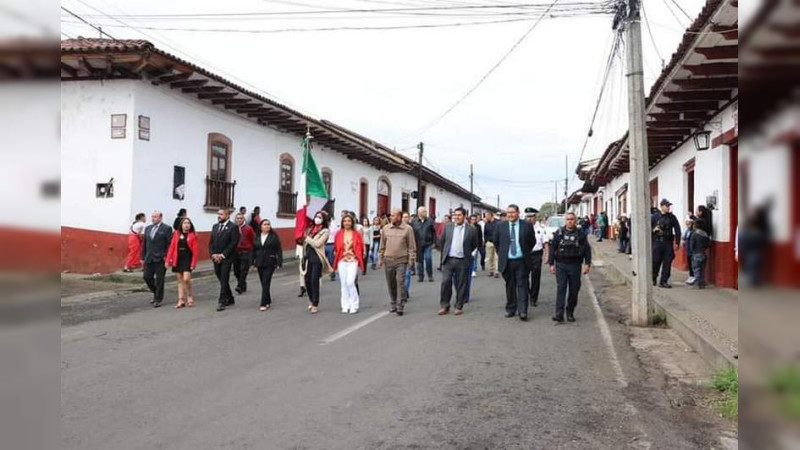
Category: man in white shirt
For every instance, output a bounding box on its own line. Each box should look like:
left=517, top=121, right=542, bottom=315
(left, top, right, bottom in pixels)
left=525, top=207, right=548, bottom=307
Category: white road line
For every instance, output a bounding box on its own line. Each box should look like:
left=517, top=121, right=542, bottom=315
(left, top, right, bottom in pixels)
left=585, top=275, right=628, bottom=388
left=320, top=311, right=390, bottom=345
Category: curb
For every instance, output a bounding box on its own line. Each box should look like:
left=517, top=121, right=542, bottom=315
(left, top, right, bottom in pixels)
left=591, top=244, right=738, bottom=371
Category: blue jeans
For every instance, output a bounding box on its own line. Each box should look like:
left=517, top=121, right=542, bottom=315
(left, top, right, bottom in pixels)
left=370, top=240, right=380, bottom=267
left=465, top=257, right=475, bottom=302
left=417, top=244, right=434, bottom=279
left=691, top=253, right=707, bottom=285
left=325, top=243, right=335, bottom=278
left=404, top=267, right=412, bottom=295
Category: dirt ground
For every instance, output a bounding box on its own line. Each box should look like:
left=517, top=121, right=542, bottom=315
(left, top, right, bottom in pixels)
left=589, top=263, right=739, bottom=446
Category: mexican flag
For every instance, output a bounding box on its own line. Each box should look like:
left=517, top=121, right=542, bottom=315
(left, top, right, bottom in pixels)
left=294, top=134, right=332, bottom=241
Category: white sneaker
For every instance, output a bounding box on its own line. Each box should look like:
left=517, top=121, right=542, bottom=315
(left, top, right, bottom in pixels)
left=685, top=277, right=695, bottom=285
left=472, top=272, right=477, bottom=278
left=349, top=309, right=358, bottom=314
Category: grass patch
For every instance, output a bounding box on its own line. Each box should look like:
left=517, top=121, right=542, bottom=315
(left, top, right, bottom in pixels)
left=84, top=274, right=140, bottom=284
left=651, top=312, right=668, bottom=327
left=711, top=366, right=738, bottom=420
left=768, top=365, right=800, bottom=420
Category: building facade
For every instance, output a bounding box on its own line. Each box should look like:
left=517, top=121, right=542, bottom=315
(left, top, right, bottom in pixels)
left=61, top=39, right=479, bottom=274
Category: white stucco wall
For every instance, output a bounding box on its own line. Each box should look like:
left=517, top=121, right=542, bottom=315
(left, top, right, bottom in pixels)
left=591, top=103, right=738, bottom=242
left=61, top=80, right=136, bottom=233
left=61, top=80, right=474, bottom=234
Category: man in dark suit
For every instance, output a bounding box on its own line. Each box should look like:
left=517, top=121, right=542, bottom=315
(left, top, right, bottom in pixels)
left=141, top=211, right=173, bottom=308
left=209, top=208, right=240, bottom=311
left=493, top=204, right=535, bottom=320
left=437, top=207, right=479, bottom=316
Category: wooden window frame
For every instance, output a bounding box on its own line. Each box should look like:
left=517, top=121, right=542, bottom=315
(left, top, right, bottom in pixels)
left=277, top=153, right=296, bottom=218
left=321, top=167, right=333, bottom=198
left=204, top=133, right=235, bottom=211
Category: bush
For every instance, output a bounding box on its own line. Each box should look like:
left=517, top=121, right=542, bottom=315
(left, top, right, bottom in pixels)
left=711, top=366, right=738, bottom=420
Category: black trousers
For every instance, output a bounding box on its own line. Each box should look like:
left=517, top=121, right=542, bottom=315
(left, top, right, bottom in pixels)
left=652, top=240, right=675, bottom=284
left=214, top=257, right=234, bottom=305
left=440, top=257, right=469, bottom=310
left=234, top=250, right=252, bottom=291
left=479, top=246, right=486, bottom=270
left=529, top=250, right=543, bottom=303
left=257, top=266, right=275, bottom=307
left=503, top=259, right=529, bottom=317
left=143, top=260, right=167, bottom=301
left=555, top=262, right=582, bottom=317
left=304, top=261, right=323, bottom=306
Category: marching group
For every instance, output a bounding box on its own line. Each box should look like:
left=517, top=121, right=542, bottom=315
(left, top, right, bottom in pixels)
left=122, top=203, right=595, bottom=323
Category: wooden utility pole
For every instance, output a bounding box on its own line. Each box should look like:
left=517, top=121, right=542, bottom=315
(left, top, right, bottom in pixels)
left=469, top=163, right=474, bottom=215
left=564, top=155, right=569, bottom=213
left=416, top=142, right=424, bottom=210
left=625, top=0, right=653, bottom=326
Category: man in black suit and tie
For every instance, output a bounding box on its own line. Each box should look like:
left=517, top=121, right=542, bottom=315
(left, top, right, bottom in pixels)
left=437, top=207, right=480, bottom=316
left=493, top=204, right=535, bottom=320
left=209, top=208, right=240, bottom=311
left=141, top=211, right=173, bottom=308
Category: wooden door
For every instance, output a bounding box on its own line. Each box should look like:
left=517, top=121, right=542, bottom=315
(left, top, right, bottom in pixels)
left=359, top=181, right=368, bottom=219
left=378, top=194, right=389, bottom=217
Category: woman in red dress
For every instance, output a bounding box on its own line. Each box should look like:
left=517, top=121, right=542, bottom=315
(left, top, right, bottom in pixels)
left=123, top=213, right=146, bottom=272
left=166, top=218, right=198, bottom=308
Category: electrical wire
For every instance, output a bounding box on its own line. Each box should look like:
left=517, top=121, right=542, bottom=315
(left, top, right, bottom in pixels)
left=666, top=0, right=693, bottom=21
left=397, top=0, right=562, bottom=141
left=641, top=0, right=665, bottom=68
left=61, top=6, right=117, bottom=39
left=659, top=0, right=687, bottom=28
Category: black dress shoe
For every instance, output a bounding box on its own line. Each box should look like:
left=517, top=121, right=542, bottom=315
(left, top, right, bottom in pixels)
left=505, top=312, right=516, bottom=318
left=390, top=308, right=398, bottom=313
left=216, top=304, right=226, bottom=312
left=530, top=298, right=538, bottom=307
left=658, top=283, right=672, bottom=289
left=396, top=311, right=404, bottom=316
left=418, top=277, right=424, bottom=283
left=519, top=314, right=528, bottom=321
left=652, top=280, right=657, bottom=286
left=235, top=287, right=242, bottom=294
left=227, top=299, right=236, bottom=306
left=567, top=314, right=576, bottom=323
left=152, top=301, right=162, bottom=308
left=552, top=315, right=564, bottom=323
left=428, top=277, right=434, bottom=282
left=298, top=287, right=307, bottom=297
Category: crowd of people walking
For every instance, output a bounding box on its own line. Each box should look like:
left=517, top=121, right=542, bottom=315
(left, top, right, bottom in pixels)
left=123, top=198, right=727, bottom=324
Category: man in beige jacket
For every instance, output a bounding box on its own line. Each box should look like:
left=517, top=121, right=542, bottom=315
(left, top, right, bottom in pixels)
left=378, top=208, right=417, bottom=316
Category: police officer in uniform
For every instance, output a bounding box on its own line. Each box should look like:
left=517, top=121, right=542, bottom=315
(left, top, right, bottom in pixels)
left=525, top=207, right=547, bottom=307
left=548, top=212, right=591, bottom=323
left=651, top=198, right=682, bottom=288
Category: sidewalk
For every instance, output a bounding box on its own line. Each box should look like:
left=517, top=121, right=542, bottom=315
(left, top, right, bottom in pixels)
left=591, top=240, right=738, bottom=370
left=62, top=258, right=298, bottom=302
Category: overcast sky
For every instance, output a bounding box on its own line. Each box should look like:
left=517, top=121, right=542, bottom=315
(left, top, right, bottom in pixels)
left=59, top=0, right=707, bottom=209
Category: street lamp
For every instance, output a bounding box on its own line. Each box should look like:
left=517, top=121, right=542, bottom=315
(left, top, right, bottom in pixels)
left=692, top=130, right=711, bottom=151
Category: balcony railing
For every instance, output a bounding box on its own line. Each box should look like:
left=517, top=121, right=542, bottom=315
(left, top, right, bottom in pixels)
left=277, top=190, right=298, bottom=216
left=204, top=177, right=236, bottom=210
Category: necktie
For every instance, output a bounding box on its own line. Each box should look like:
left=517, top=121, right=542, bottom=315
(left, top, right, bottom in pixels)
left=150, top=223, right=158, bottom=240
left=510, top=222, right=517, bottom=257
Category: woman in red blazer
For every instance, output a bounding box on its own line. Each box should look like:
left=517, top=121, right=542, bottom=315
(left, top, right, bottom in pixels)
left=333, top=214, right=366, bottom=314
left=166, top=217, right=198, bottom=308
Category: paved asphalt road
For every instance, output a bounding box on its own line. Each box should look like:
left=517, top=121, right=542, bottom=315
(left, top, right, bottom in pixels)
left=62, top=259, right=717, bottom=449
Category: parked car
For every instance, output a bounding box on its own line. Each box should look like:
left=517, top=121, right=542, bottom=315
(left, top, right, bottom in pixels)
left=544, top=215, right=566, bottom=242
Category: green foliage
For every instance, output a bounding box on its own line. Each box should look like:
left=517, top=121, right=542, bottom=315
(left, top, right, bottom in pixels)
left=711, top=366, right=738, bottom=420
left=651, top=312, right=668, bottom=327
left=538, top=202, right=560, bottom=219
left=768, top=365, right=800, bottom=419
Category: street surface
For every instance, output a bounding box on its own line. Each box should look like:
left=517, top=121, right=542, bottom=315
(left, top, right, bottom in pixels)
left=62, top=258, right=719, bottom=449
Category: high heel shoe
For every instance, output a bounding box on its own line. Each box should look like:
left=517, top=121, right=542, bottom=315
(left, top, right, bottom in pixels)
left=174, top=298, right=187, bottom=309
left=310, top=306, right=318, bottom=314
left=186, top=297, right=194, bottom=308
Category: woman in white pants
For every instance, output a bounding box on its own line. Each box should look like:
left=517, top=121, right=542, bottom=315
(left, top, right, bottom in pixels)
left=333, top=214, right=366, bottom=314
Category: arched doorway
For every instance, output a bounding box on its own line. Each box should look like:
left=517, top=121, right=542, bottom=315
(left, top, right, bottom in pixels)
left=377, top=177, right=391, bottom=217
left=359, top=178, right=369, bottom=219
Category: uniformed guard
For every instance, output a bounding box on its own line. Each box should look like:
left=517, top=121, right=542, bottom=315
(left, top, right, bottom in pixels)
left=651, top=198, right=682, bottom=288
left=548, top=212, right=591, bottom=323
left=524, top=207, right=547, bottom=307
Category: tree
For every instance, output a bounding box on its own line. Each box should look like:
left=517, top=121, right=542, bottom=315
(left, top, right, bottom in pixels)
left=539, top=202, right=560, bottom=219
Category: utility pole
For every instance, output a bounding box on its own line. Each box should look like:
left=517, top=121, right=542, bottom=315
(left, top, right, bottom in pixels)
left=624, top=0, right=653, bottom=326
left=496, top=194, right=500, bottom=210
left=564, top=155, right=569, bottom=214
left=553, top=181, right=558, bottom=212
left=469, top=163, right=474, bottom=215
left=416, top=142, right=424, bottom=210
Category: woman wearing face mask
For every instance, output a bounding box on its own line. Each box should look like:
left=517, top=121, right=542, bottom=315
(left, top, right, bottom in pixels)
left=252, top=219, right=283, bottom=311
left=334, top=214, right=366, bottom=314
left=300, top=211, right=333, bottom=313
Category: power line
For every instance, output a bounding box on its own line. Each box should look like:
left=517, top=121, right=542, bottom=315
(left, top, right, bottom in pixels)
left=398, top=0, right=562, bottom=141
left=641, top=0, right=665, bottom=68
left=667, top=0, right=693, bottom=21
left=60, top=15, right=606, bottom=34
left=61, top=6, right=117, bottom=39
left=65, top=2, right=605, bottom=18
left=659, top=0, right=688, bottom=28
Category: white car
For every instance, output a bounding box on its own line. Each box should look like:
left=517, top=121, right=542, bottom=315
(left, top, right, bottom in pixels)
left=544, top=215, right=566, bottom=243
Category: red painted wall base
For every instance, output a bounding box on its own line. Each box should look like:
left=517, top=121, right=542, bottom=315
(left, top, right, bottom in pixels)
left=0, top=226, right=60, bottom=273
left=62, top=226, right=299, bottom=274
